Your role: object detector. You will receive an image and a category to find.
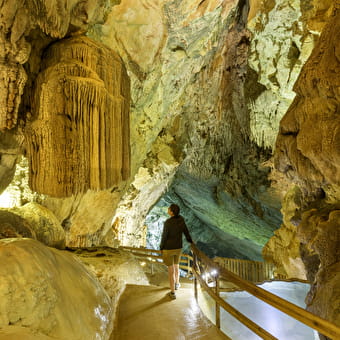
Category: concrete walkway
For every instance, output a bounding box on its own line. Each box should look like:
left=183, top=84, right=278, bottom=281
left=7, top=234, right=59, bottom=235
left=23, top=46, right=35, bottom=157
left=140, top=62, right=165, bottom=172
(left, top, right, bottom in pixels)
left=113, top=278, right=230, bottom=340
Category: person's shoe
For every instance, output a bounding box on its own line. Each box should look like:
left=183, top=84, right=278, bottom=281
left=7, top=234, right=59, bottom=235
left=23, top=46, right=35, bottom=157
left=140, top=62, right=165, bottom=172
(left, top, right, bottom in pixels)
left=175, top=283, right=181, bottom=290
left=168, top=291, right=176, bottom=300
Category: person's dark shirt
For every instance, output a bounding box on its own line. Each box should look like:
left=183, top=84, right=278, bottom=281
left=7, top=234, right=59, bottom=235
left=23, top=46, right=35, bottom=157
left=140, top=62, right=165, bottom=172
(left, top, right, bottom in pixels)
left=160, top=215, right=193, bottom=250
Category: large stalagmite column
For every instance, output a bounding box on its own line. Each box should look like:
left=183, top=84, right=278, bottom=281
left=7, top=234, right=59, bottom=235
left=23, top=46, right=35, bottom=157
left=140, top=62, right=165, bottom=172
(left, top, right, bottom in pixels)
left=25, top=35, right=130, bottom=197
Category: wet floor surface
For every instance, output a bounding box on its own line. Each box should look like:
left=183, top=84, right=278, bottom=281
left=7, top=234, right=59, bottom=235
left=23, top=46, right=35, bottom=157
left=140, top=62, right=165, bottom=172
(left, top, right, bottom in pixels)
left=113, top=280, right=230, bottom=340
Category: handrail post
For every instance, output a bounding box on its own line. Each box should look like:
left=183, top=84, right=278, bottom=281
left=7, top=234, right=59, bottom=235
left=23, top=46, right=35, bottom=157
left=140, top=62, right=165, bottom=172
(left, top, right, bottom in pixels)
left=192, top=247, right=198, bottom=300
left=215, top=274, right=220, bottom=329
left=194, top=276, right=198, bottom=300
left=187, top=256, right=190, bottom=277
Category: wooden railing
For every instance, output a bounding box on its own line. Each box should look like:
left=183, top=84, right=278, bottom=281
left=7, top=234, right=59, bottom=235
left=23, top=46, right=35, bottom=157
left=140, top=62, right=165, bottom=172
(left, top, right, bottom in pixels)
left=191, top=243, right=340, bottom=340
left=120, top=245, right=340, bottom=339
left=120, top=246, right=193, bottom=275
left=214, top=256, right=282, bottom=283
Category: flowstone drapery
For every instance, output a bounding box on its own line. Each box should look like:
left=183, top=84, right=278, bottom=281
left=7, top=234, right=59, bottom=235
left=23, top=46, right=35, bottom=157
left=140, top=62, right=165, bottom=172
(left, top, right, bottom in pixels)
left=25, top=36, right=130, bottom=197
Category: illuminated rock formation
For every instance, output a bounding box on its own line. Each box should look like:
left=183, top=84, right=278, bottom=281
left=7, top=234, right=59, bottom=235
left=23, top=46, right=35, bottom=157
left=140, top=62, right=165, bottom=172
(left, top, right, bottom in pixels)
left=13, top=202, right=66, bottom=248
left=0, top=0, right=109, bottom=130
left=0, top=238, right=113, bottom=340
left=25, top=35, right=130, bottom=197
left=273, top=4, right=340, bottom=329
left=0, top=0, right=339, bottom=333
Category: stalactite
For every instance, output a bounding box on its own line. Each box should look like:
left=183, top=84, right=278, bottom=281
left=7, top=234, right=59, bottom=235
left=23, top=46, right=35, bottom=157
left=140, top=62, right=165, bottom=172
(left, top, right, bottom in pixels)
left=25, top=36, right=130, bottom=197
left=0, top=63, right=27, bottom=130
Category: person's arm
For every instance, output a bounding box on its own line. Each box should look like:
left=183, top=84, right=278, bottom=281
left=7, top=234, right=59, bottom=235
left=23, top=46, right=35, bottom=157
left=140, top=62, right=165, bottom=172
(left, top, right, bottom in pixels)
left=159, top=222, right=168, bottom=250
left=182, top=220, right=193, bottom=244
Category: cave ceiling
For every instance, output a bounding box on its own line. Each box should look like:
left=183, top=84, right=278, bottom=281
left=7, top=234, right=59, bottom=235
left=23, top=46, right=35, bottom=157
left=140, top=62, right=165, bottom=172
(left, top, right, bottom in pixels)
left=0, top=0, right=338, bottom=262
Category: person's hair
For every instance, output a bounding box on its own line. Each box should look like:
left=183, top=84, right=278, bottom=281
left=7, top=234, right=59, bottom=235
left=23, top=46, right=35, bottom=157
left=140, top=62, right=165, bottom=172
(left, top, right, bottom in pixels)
left=169, top=204, right=180, bottom=217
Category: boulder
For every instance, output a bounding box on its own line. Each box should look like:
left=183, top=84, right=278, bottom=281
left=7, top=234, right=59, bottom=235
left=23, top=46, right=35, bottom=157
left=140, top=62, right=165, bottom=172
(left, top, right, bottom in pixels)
left=13, top=202, right=66, bottom=249
left=0, top=238, right=113, bottom=340
left=0, top=203, right=66, bottom=249
left=0, top=209, right=36, bottom=239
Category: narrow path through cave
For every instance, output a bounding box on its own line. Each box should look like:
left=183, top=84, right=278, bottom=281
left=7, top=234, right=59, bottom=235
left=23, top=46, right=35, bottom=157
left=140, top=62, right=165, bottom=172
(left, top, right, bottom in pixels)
left=113, top=279, right=229, bottom=340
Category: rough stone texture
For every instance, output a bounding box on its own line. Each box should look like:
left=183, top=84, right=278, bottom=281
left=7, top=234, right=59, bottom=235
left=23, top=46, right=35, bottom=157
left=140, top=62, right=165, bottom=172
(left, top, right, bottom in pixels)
left=0, top=238, right=113, bottom=340
left=43, top=189, right=125, bottom=248
left=0, top=0, right=110, bottom=130
left=0, top=209, right=36, bottom=239
left=12, top=202, right=65, bottom=249
left=0, top=131, right=19, bottom=195
left=112, top=143, right=180, bottom=247
left=0, top=4, right=338, bottom=331
left=275, top=4, right=340, bottom=192
left=0, top=156, right=44, bottom=208
left=298, top=208, right=340, bottom=329
left=0, top=155, right=127, bottom=248
left=263, top=186, right=307, bottom=279
left=0, top=0, right=319, bottom=252
left=71, top=247, right=149, bottom=325
left=305, top=262, right=340, bottom=334
left=0, top=326, right=57, bottom=340
left=101, top=0, right=284, bottom=252
left=0, top=203, right=65, bottom=248
left=273, top=3, right=340, bottom=330
left=247, top=0, right=333, bottom=149
left=25, top=35, right=130, bottom=197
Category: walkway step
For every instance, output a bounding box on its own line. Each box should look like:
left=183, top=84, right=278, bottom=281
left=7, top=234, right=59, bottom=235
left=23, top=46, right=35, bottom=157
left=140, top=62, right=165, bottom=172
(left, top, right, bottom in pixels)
left=113, top=284, right=230, bottom=340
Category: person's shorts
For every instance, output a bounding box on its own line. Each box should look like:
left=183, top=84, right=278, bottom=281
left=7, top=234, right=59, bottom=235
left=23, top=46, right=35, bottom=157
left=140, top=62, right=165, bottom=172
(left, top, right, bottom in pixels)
left=162, top=248, right=182, bottom=266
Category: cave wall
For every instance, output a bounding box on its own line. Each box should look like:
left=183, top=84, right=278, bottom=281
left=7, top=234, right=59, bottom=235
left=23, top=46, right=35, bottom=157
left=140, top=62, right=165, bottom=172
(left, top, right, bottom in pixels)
left=0, top=0, right=338, bottom=285
left=108, top=0, right=334, bottom=255
left=0, top=0, right=110, bottom=130
left=270, top=3, right=340, bottom=328
left=0, top=0, right=339, bottom=333
left=0, top=0, right=132, bottom=245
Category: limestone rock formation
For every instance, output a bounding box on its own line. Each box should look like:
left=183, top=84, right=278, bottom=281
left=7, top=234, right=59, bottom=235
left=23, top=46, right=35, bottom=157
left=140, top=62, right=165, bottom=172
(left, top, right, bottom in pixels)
left=104, top=0, right=282, bottom=250
left=44, top=189, right=124, bottom=247
left=0, top=156, right=44, bottom=207
left=275, top=5, right=340, bottom=192
left=13, top=202, right=65, bottom=248
left=273, top=3, right=340, bottom=329
left=0, top=209, right=36, bottom=239
left=0, top=0, right=110, bottom=130
left=0, top=131, right=19, bottom=194
left=25, top=35, right=130, bottom=197
left=298, top=207, right=340, bottom=327
left=0, top=2, right=339, bottom=332
left=247, top=0, right=333, bottom=149
left=0, top=238, right=113, bottom=340
left=72, top=247, right=149, bottom=323
left=0, top=203, right=65, bottom=248
left=263, top=186, right=307, bottom=279
left=0, top=326, right=57, bottom=340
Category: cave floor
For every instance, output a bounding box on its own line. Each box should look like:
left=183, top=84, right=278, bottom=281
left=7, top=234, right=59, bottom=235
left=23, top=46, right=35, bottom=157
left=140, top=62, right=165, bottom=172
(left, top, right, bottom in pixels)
left=113, top=274, right=230, bottom=340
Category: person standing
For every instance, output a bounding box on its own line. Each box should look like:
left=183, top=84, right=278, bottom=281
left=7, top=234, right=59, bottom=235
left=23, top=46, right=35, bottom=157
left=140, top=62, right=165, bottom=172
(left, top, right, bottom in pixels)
left=160, top=204, right=193, bottom=300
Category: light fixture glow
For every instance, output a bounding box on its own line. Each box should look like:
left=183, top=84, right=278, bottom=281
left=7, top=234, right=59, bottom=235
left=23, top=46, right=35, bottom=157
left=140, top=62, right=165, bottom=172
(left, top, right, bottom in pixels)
left=0, top=190, right=16, bottom=208
left=211, top=269, right=218, bottom=276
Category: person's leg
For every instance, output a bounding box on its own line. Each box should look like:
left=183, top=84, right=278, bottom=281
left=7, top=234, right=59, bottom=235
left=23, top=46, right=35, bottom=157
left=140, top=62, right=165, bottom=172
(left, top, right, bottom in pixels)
left=168, top=264, right=175, bottom=292
left=174, top=264, right=179, bottom=285
left=168, top=254, right=176, bottom=292
left=172, top=249, right=181, bottom=289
